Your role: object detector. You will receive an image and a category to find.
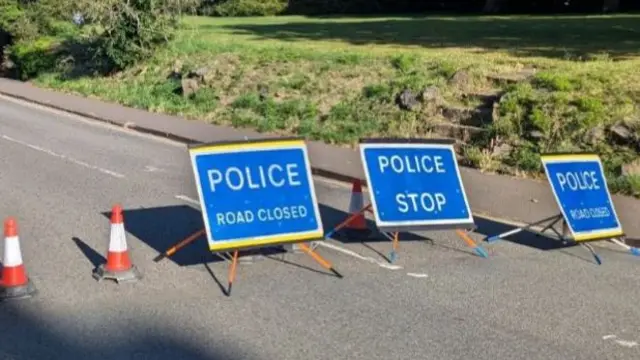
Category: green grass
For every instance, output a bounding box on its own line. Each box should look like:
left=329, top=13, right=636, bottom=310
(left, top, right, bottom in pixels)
left=24, top=14, right=640, bottom=196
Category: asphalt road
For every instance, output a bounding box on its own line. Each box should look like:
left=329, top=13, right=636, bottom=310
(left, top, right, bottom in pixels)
left=1, top=95, right=640, bottom=360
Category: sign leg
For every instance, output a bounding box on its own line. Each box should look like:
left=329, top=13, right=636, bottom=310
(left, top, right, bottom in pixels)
left=538, top=216, right=563, bottom=237
left=484, top=215, right=563, bottom=243
left=154, top=229, right=206, bottom=262
left=227, top=250, right=239, bottom=296
left=456, top=229, right=489, bottom=258
left=609, top=238, right=640, bottom=257
left=298, top=243, right=343, bottom=279
left=581, top=243, right=602, bottom=265
left=325, top=204, right=372, bottom=239
left=388, top=232, right=399, bottom=264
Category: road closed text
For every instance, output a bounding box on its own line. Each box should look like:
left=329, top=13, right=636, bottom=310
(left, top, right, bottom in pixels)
left=378, top=154, right=448, bottom=213
left=215, top=205, right=309, bottom=226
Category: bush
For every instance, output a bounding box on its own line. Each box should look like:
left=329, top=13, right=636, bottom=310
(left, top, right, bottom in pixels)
left=0, top=0, right=41, bottom=42
left=8, top=37, right=61, bottom=80
left=81, top=0, right=198, bottom=71
left=200, top=0, right=287, bottom=16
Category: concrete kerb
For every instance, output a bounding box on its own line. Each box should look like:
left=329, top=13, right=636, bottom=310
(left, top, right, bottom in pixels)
left=1, top=78, right=639, bottom=248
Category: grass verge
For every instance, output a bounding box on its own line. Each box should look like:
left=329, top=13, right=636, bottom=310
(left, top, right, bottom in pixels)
left=13, top=14, right=640, bottom=196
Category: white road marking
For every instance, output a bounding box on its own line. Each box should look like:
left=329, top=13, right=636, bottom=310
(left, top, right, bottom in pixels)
left=314, top=241, right=403, bottom=270
left=175, top=194, right=201, bottom=206
left=0, top=134, right=125, bottom=179
left=602, top=334, right=639, bottom=348
left=144, top=165, right=165, bottom=173
left=407, top=273, right=428, bottom=278
left=614, top=340, right=638, bottom=348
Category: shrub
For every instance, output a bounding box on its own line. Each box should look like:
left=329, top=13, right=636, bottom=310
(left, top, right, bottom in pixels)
left=0, top=0, right=41, bottom=42
left=80, top=0, right=198, bottom=71
left=8, top=37, right=61, bottom=80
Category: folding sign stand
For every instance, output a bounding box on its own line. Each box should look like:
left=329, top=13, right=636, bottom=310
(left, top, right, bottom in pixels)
left=155, top=230, right=342, bottom=296
left=484, top=214, right=605, bottom=264
left=322, top=138, right=489, bottom=264
left=485, top=152, right=640, bottom=265
left=154, top=137, right=342, bottom=296
left=322, top=194, right=487, bottom=263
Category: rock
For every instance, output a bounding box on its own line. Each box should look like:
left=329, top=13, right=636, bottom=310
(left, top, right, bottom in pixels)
left=449, top=70, right=470, bottom=88
left=442, top=107, right=472, bottom=123
left=622, top=159, right=640, bottom=177
left=528, top=130, right=545, bottom=140
left=441, top=106, right=493, bottom=127
left=419, top=86, right=440, bottom=104
left=609, top=122, right=634, bottom=143
left=428, top=123, right=487, bottom=143
left=488, top=68, right=537, bottom=84
left=491, top=143, right=513, bottom=158
left=186, top=67, right=209, bottom=83
left=583, top=126, right=605, bottom=145
left=181, top=78, right=200, bottom=97
left=395, top=89, right=419, bottom=111
left=257, top=84, right=269, bottom=101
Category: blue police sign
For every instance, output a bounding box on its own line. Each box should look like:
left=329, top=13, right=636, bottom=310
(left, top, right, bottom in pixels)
left=359, top=139, right=474, bottom=231
left=541, top=153, right=624, bottom=242
left=188, top=138, right=324, bottom=252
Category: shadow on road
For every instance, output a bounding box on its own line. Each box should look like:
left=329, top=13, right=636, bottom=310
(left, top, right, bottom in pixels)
left=320, top=201, right=577, bottom=253
left=100, top=205, right=218, bottom=267
left=473, top=215, right=576, bottom=251
left=72, top=237, right=107, bottom=268
left=0, top=302, right=249, bottom=360
left=93, top=200, right=577, bottom=271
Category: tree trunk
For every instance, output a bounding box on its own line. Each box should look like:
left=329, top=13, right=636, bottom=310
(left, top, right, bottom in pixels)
left=603, top=0, right=620, bottom=13
left=482, top=0, right=506, bottom=13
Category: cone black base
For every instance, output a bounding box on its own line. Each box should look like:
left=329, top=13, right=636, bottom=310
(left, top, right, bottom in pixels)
left=92, top=264, right=142, bottom=284
left=0, top=278, right=37, bottom=301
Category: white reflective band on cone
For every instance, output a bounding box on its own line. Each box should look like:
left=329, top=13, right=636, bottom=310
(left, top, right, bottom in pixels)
left=3, top=236, right=24, bottom=267
left=109, top=223, right=128, bottom=252
left=349, top=193, right=364, bottom=213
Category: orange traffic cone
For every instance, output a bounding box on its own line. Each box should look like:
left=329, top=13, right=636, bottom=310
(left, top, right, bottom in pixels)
left=93, top=205, right=141, bottom=283
left=344, top=180, right=371, bottom=238
left=1, top=217, right=37, bottom=301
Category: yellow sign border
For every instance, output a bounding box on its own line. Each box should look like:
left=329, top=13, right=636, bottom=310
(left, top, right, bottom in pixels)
left=208, top=231, right=324, bottom=252
left=189, top=139, right=304, bottom=155
left=540, top=153, right=600, bottom=163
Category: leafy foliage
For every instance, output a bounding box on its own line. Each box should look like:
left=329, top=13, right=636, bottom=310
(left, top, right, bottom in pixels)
left=77, top=0, right=199, bottom=70
left=1, top=0, right=198, bottom=77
